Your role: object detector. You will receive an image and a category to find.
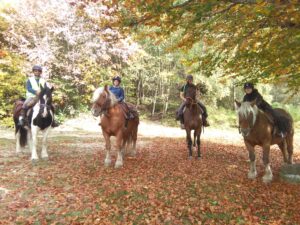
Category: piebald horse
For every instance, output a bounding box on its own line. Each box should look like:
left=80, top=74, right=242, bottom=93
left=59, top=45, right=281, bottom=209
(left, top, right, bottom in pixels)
left=91, top=85, right=139, bottom=168
left=13, top=85, right=54, bottom=161
left=235, top=100, right=294, bottom=183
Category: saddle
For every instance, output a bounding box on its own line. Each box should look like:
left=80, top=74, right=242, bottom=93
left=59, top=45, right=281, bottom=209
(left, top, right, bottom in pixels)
left=119, top=102, right=138, bottom=120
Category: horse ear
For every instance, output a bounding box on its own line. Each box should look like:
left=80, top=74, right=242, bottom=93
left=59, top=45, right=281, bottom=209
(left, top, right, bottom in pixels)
left=234, top=100, right=241, bottom=109
left=250, top=99, right=256, bottom=107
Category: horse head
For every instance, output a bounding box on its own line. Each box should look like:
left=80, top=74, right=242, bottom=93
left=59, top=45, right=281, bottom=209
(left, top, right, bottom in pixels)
left=91, top=85, right=117, bottom=117
left=185, top=84, right=197, bottom=107
left=38, top=84, right=54, bottom=118
left=235, top=100, right=258, bottom=137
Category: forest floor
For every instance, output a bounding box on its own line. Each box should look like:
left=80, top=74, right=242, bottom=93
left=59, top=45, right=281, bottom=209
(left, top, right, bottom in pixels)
left=0, top=114, right=300, bottom=224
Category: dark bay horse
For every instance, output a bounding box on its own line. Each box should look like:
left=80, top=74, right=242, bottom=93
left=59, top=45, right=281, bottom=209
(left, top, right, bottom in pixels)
left=183, top=84, right=202, bottom=159
left=13, top=85, right=54, bottom=160
left=91, top=85, right=139, bottom=168
left=235, top=100, right=294, bottom=183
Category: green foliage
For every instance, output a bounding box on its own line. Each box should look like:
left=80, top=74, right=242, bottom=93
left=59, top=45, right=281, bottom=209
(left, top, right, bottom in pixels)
left=0, top=52, right=25, bottom=127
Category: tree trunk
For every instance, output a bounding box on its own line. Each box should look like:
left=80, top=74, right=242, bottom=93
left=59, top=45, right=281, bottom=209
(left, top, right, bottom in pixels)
left=152, top=85, right=158, bottom=117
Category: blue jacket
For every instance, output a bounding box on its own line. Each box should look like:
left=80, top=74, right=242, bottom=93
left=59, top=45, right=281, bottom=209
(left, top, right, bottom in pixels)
left=109, top=86, right=124, bottom=102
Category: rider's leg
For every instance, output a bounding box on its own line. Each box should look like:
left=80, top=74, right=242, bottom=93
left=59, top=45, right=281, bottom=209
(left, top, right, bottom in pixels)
left=177, top=102, right=186, bottom=129
left=268, top=109, right=289, bottom=138
left=50, top=105, right=59, bottom=127
left=197, top=101, right=209, bottom=127
left=19, top=97, right=36, bottom=126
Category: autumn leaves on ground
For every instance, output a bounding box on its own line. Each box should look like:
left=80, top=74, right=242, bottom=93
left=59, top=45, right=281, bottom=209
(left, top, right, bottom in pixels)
left=0, top=130, right=300, bottom=224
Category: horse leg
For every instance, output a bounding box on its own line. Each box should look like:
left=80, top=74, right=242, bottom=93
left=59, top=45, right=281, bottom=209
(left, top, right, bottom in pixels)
left=31, top=126, right=39, bottom=161
left=16, top=129, right=21, bottom=154
left=131, top=128, right=138, bottom=157
left=41, top=128, right=50, bottom=159
left=245, top=141, right=257, bottom=179
left=186, top=129, right=193, bottom=159
left=103, top=132, right=111, bottom=167
left=286, top=134, right=294, bottom=164
left=262, top=143, right=273, bottom=183
left=27, top=130, right=33, bottom=154
left=115, top=132, right=123, bottom=168
left=278, top=141, right=288, bottom=164
left=196, top=131, right=201, bottom=159
left=193, top=131, right=196, bottom=147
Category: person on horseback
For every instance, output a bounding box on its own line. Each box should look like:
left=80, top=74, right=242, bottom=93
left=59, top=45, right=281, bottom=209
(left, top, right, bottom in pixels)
left=243, top=82, right=289, bottom=137
left=109, top=75, right=135, bottom=121
left=18, top=65, right=59, bottom=127
left=176, top=75, right=209, bottom=129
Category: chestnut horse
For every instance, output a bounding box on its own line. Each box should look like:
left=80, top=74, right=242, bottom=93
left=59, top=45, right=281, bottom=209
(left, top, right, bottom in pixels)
left=235, top=100, right=294, bottom=183
left=91, top=85, right=139, bottom=168
left=184, top=84, right=202, bottom=159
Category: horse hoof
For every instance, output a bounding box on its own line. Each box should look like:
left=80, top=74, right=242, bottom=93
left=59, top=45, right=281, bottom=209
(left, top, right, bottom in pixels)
left=188, top=156, right=193, bottom=160
left=248, top=172, right=257, bottom=179
left=262, top=175, right=273, bottom=183
left=115, top=161, right=123, bottom=168
left=31, top=159, right=39, bottom=164
left=104, top=160, right=111, bottom=167
left=41, top=157, right=49, bottom=161
left=197, top=156, right=201, bottom=160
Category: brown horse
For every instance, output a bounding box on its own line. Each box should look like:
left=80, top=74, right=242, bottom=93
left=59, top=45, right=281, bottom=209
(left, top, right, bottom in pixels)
left=235, top=100, right=294, bottom=183
left=91, top=85, right=139, bottom=168
left=184, top=84, right=202, bottom=159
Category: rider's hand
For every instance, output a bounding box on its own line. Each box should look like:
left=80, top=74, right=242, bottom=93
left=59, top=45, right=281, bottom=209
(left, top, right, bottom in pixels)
left=183, top=98, right=187, bottom=102
left=36, top=90, right=41, bottom=96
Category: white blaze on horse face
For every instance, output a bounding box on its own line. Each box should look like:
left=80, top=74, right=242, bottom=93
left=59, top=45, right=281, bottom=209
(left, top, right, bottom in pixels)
left=42, top=95, right=48, bottom=118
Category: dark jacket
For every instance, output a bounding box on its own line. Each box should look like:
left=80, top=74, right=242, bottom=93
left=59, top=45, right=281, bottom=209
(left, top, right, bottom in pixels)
left=243, top=89, right=272, bottom=112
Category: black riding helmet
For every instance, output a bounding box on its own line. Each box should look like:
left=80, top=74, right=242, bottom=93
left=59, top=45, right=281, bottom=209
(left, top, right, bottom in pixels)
left=112, top=75, right=121, bottom=83
left=32, top=65, right=42, bottom=72
left=244, top=82, right=254, bottom=89
left=186, top=75, right=193, bottom=81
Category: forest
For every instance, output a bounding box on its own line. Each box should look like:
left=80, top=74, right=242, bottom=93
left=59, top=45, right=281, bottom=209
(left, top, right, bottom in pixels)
left=0, top=0, right=299, bottom=128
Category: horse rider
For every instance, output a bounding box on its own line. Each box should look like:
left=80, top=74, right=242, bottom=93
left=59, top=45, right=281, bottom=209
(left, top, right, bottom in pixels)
left=18, top=65, right=59, bottom=127
left=176, top=75, right=210, bottom=129
left=243, top=82, right=289, bottom=137
left=109, top=75, right=135, bottom=121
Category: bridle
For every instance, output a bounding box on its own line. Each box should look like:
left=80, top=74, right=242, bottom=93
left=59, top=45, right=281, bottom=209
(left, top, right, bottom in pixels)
left=238, top=113, right=255, bottom=136
left=93, top=92, right=111, bottom=114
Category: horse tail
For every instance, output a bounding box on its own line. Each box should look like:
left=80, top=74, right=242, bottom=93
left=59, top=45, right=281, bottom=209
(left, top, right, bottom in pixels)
left=19, top=126, right=28, bottom=147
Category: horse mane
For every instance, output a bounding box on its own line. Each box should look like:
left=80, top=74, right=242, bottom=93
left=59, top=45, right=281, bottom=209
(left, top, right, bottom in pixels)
left=92, top=87, right=118, bottom=107
left=237, top=102, right=258, bottom=125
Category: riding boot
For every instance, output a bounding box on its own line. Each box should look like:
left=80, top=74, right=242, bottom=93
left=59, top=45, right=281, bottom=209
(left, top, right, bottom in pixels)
left=180, top=116, right=185, bottom=129
left=202, top=115, right=210, bottom=127
left=51, top=120, right=59, bottom=128
left=50, top=106, right=59, bottom=128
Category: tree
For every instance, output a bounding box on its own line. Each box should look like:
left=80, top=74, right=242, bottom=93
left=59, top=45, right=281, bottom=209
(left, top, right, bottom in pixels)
left=97, top=0, right=300, bottom=92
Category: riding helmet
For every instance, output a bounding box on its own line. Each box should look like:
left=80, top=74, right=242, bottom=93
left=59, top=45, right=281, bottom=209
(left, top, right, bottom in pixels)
left=112, top=75, right=121, bottom=83
left=186, top=75, right=193, bottom=81
left=244, top=82, right=254, bottom=89
left=32, top=65, right=42, bottom=72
